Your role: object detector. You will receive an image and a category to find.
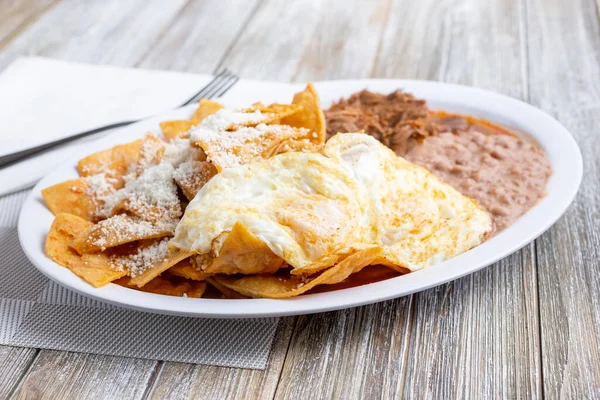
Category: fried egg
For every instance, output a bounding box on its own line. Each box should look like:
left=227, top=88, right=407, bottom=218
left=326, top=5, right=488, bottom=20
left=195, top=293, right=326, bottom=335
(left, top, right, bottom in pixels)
left=172, top=133, right=492, bottom=277
left=170, top=151, right=376, bottom=274
left=322, top=133, right=493, bottom=271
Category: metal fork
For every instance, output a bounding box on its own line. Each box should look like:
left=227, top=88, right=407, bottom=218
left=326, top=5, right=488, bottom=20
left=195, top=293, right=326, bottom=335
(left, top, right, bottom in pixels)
left=0, top=69, right=239, bottom=168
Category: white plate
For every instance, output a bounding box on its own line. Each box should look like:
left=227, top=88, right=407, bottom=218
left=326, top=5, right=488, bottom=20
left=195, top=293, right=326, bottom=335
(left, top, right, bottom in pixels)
left=18, top=79, right=582, bottom=318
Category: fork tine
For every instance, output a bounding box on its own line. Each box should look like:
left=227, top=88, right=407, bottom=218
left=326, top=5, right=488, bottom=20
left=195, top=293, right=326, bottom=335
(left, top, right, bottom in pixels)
left=215, top=75, right=240, bottom=98
left=184, top=70, right=239, bottom=104
left=182, top=68, right=230, bottom=105
left=180, top=69, right=231, bottom=106
left=202, top=73, right=238, bottom=100
left=0, top=69, right=240, bottom=170
left=195, top=68, right=231, bottom=97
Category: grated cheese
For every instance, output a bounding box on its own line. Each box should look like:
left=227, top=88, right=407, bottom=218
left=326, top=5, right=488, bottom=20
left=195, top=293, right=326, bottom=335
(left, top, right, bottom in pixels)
left=195, top=108, right=273, bottom=132
left=110, top=163, right=181, bottom=219
left=111, top=238, right=170, bottom=277
left=90, top=214, right=177, bottom=249
left=163, top=137, right=196, bottom=167
left=192, top=123, right=310, bottom=169
left=138, top=134, right=165, bottom=169
left=190, top=253, right=213, bottom=271
left=85, top=173, right=117, bottom=217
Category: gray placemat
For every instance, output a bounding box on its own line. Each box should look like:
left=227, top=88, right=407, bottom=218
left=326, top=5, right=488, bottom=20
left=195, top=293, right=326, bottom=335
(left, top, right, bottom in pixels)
left=0, top=190, right=279, bottom=369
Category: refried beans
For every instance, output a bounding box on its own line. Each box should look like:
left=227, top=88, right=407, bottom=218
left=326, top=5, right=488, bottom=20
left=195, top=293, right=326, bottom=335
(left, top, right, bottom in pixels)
left=324, top=90, right=553, bottom=232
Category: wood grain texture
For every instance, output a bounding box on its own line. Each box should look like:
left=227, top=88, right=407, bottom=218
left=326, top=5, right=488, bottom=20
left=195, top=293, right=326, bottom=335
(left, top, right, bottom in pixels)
left=0, top=1, right=197, bottom=396
left=0, top=0, right=252, bottom=395
left=379, top=0, right=542, bottom=398
left=526, top=0, right=600, bottom=396
left=290, top=0, right=391, bottom=81
left=148, top=318, right=294, bottom=400
left=274, top=1, right=542, bottom=398
left=0, top=0, right=56, bottom=50
left=0, top=0, right=598, bottom=397
left=222, top=0, right=391, bottom=81
left=0, top=0, right=190, bottom=72
left=149, top=3, right=392, bottom=396
left=403, top=248, right=541, bottom=398
left=11, top=351, right=158, bottom=399
left=137, top=0, right=261, bottom=73
left=275, top=298, right=413, bottom=400
left=373, top=0, right=456, bottom=80
left=0, top=346, right=37, bottom=398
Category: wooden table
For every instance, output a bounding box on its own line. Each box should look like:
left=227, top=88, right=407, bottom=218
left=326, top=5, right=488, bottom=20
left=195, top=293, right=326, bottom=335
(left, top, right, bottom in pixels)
left=1, top=0, right=598, bottom=398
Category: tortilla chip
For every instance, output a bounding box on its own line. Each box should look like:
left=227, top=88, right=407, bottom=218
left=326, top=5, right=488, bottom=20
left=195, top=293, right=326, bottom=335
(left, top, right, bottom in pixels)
left=169, top=258, right=212, bottom=281
left=137, top=134, right=166, bottom=166
left=129, top=248, right=192, bottom=287
left=42, top=179, right=96, bottom=221
left=115, top=275, right=207, bottom=297
left=186, top=281, right=208, bottom=298
left=78, top=134, right=164, bottom=187
left=308, top=265, right=403, bottom=294
left=243, top=103, right=302, bottom=123
left=74, top=214, right=175, bottom=253
left=160, top=120, right=194, bottom=141
left=76, top=252, right=128, bottom=287
left=204, top=221, right=285, bottom=275
left=196, top=124, right=312, bottom=171
left=46, top=213, right=92, bottom=260
left=173, top=160, right=217, bottom=201
left=281, top=83, right=326, bottom=144
left=191, top=99, right=224, bottom=125
left=45, top=214, right=126, bottom=287
left=272, top=137, right=323, bottom=156
left=206, top=277, right=249, bottom=299
left=225, top=104, right=299, bottom=129
left=138, top=276, right=207, bottom=297
left=77, top=139, right=142, bottom=179
left=212, top=247, right=383, bottom=298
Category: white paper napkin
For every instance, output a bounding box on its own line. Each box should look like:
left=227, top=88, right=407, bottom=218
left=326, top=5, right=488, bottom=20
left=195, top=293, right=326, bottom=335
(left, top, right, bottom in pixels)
left=0, top=57, right=213, bottom=196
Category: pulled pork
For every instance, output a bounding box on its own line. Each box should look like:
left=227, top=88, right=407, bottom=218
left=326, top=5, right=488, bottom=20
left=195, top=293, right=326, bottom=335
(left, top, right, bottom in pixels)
left=324, top=90, right=439, bottom=155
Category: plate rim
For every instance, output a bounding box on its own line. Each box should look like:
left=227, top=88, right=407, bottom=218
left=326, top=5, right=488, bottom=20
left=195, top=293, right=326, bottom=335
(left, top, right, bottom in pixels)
left=17, top=78, right=583, bottom=318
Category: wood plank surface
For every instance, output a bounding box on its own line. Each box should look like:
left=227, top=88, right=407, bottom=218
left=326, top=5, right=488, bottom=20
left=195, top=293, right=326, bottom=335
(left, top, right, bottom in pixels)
left=149, top=318, right=294, bottom=400
left=274, top=1, right=540, bottom=398
left=0, top=0, right=255, bottom=396
left=223, top=0, right=389, bottom=82
left=0, top=0, right=56, bottom=50
left=275, top=299, right=413, bottom=400
left=0, top=0, right=190, bottom=71
left=382, top=0, right=542, bottom=398
left=526, top=0, right=600, bottom=397
left=148, top=1, right=392, bottom=397
left=289, top=0, right=391, bottom=81
left=137, top=0, right=262, bottom=73
left=0, top=0, right=598, bottom=398
left=11, top=351, right=159, bottom=399
left=0, top=346, right=37, bottom=398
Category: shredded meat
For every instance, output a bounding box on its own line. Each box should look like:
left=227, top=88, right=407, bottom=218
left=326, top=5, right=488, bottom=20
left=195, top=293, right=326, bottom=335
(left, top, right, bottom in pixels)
left=324, top=90, right=439, bottom=155
left=324, top=89, right=553, bottom=233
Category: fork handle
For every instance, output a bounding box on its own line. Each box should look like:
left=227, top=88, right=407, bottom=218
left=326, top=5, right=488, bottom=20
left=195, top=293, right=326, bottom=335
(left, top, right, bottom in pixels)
left=1, top=70, right=239, bottom=169
left=0, top=119, right=137, bottom=169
